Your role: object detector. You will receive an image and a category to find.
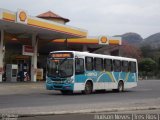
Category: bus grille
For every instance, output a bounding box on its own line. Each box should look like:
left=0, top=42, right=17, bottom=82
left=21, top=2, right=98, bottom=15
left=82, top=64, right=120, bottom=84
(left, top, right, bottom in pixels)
left=54, top=85, right=62, bottom=89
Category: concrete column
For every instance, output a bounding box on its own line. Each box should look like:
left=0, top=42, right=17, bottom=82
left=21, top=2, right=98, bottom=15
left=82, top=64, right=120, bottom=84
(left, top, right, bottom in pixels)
left=31, top=34, right=38, bottom=82
left=118, top=46, right=121, bottom=56
left=0, top=29, right=4, bottom=82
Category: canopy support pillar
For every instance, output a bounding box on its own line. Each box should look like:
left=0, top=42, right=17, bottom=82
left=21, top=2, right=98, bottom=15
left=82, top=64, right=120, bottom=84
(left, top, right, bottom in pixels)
left=31, top=34, right=38, bottom=82
left=0, top=29, right=4, bottom=82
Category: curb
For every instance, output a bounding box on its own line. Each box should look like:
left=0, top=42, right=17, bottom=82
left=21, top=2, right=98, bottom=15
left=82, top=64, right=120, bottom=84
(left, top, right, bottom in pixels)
left=18, top=105, right=160, bottom=117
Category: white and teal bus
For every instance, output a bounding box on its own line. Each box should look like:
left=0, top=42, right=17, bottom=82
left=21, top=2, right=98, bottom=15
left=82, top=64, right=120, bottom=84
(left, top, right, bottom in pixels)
left=46, top=51, right=138, bottom=94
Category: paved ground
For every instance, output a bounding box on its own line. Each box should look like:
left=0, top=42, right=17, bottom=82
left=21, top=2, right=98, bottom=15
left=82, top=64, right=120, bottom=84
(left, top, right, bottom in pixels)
left=18, top=109, right=160, bottom=120
left=0, top=80, right=160, bottom=116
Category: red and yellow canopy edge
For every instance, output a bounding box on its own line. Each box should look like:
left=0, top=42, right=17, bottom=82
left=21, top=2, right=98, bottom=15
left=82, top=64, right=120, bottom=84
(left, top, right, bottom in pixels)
left=52, top=38, right=121, bottom=45
left=52, top=38, right=98, bottom=44
left=2, top=11, right=87, bottom=38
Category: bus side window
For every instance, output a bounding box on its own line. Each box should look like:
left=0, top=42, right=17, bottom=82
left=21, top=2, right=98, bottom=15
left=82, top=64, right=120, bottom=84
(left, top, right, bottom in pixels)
left=94, top=58, right=103, bottom=71
left=85, top=57, right=93, bottom=71
left=75, top=58, right=84, bottom=74
left=129, top=62, right=136, bottom=73
left=122, top=61, right=129, bottom=72
left=104, top=59, right=112, bottom=71
left=113, top=60, right=121, bottom=72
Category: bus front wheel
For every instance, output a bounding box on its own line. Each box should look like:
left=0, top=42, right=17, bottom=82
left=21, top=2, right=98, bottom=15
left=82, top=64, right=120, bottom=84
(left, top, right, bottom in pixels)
left=83, top=81, right=93, bottom=94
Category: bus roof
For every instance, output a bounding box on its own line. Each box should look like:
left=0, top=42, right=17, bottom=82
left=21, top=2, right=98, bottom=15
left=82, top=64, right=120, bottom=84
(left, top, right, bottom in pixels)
left=50, top=51, right=137, bottom=62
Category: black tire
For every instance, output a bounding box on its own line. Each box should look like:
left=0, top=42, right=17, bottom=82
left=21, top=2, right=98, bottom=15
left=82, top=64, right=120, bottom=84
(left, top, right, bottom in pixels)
left=83, top=81, right=93, bottom=94
left=117, top=81, right=124, bottom=92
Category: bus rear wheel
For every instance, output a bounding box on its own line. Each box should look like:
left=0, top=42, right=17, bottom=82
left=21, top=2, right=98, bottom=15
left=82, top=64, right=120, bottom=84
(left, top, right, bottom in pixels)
left=83, top=81, right=93, bottom=94
left=117, top=81, right=124, bottom=92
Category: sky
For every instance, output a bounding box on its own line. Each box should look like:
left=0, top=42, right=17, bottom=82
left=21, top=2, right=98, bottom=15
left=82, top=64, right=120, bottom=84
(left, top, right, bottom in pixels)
left=0, top=0, right=160, bottom=38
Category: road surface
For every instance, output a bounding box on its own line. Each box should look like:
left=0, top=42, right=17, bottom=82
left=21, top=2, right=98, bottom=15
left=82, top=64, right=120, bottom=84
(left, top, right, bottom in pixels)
left=0, top=80, right=160, bottom=116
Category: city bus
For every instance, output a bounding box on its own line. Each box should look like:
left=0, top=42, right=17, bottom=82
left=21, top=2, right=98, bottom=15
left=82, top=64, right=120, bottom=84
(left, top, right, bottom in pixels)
left=46, top=51, right=138, bottom=94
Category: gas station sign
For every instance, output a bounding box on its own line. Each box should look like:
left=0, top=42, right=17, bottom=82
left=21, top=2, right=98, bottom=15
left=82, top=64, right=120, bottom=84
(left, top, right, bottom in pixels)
left=16, top=10, right=28, bottom=24
left=99, top=36, right=108, bottom=45
left=22, top=45, right=34, bottom=56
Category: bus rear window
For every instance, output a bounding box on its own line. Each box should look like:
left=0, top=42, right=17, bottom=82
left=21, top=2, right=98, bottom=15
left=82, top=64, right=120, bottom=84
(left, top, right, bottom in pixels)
left=130, top=62, right=136, bottom=73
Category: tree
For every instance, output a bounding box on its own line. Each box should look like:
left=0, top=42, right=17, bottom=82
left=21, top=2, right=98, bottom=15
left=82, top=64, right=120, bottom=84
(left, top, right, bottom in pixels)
left=138, top=58, right=157, bottom=78
left=140, top=45, right=152, bottom=58
left=121, top=41, right=142, bottom=61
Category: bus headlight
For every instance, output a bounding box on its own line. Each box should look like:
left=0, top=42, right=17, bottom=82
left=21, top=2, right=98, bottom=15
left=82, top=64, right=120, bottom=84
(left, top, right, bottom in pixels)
left=66, top=77, right=74, bottom=83
left=46, top=77, right=52, bottom=84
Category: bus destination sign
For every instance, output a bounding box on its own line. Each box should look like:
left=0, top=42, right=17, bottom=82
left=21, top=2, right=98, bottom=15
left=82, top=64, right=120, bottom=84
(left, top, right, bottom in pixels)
left=51, top=53, right=73, bottom=58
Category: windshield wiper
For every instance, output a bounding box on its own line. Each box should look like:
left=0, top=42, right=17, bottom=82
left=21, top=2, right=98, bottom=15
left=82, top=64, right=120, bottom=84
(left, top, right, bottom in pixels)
left=59, top=58, right=68, bottom=65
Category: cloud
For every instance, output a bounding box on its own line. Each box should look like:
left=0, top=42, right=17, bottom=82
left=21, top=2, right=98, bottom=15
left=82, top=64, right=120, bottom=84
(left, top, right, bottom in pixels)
left=0, top=0, right=160, bottom=37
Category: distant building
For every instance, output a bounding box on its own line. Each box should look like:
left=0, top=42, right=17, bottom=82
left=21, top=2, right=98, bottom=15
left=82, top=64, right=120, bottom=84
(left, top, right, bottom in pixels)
left=37, top=11, right=70, bottom=24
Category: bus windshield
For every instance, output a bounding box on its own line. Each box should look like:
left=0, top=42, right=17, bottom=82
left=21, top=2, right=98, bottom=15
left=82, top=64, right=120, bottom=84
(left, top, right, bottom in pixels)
left=47, top=58, right=73, bottom=78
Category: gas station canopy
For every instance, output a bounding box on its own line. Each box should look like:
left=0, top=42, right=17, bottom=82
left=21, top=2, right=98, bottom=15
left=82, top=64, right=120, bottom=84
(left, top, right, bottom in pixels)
left=0, top=8, right=87, bottom=40
left=0, top=8, right=87, bottom=82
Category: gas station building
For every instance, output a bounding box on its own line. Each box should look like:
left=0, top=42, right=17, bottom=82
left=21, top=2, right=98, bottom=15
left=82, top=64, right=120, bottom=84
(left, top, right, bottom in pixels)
left=0, top=8, right=121, bottom=82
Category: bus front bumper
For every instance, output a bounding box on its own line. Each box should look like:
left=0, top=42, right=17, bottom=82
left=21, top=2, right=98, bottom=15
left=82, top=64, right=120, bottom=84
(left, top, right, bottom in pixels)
left=46, top=82, right=74, bottom=91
